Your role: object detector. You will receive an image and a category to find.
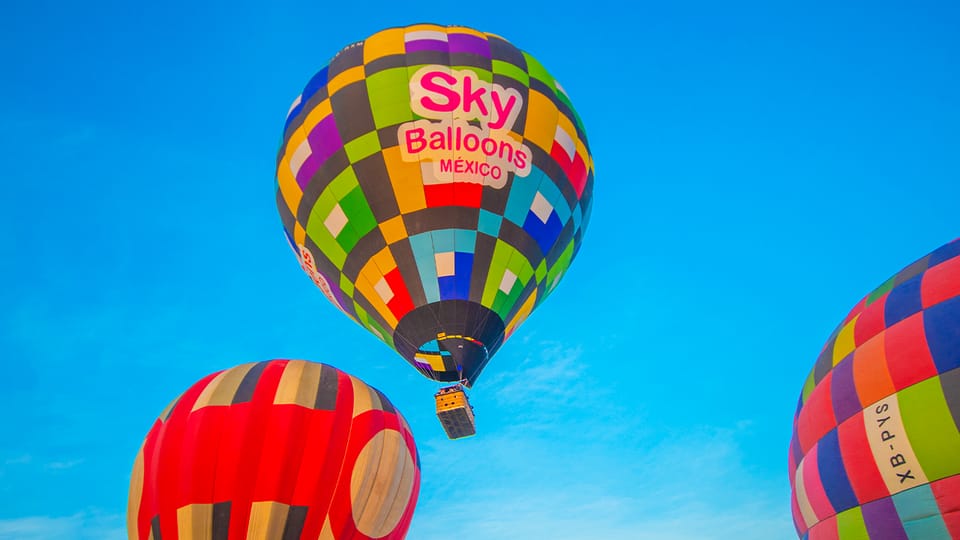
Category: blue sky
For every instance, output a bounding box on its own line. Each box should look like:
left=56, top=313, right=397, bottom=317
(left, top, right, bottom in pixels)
left=1, top=1, right=957, bottom=539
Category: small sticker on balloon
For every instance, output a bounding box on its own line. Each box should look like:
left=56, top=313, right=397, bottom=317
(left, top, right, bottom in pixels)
left=297, top=245, right=350, bottom=316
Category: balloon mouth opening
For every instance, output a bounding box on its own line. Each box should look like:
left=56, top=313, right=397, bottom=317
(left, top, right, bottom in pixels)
left=394, top=300, right=506, bottom=385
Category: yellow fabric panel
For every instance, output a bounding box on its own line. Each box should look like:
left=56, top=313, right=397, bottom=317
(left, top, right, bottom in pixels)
left=505, top=290, right=538, bottom=338
left=126, top=447, right=145, bottom=540
left=277, top=125, right=309, bottom=212
left=793, top=458, right=818, bottom=528
left=349, top=375, right=376, bottom=419
left=192, top=363, right=256, bottom=411
left=833, top=315, right=859, bottom=365
left=363, top=27, right=406, bottom=62
left=276, top=156, right=302, bottom=215
left=404, top=23, right=444, bottom=34
left=177, top=503, right=213, bottom=540
left=302, top=99, right=333, bottom=134
left=294, top=222, right=306, bottom=247
left=382, top=147, right=426, bottom=214
left=352, top=429, right=413, bottom=538
left=355, top=262, right=398, bottom=328
left=246, top=501, right=290, bottom=539
left=274, top=360, right=324, bottom=408
left=556, top=114, right=578, bottom=152
left=576, top=137, right=592, bottom=172
left=379, top=215, right=408, bottom=245
left=319, top=516, right=336, bottom=540
left=523, top=90, right=559, bottom=152
left=863, top=394, right=928, bottom=494
left=350, top=429, right=387, bottom=536
left=415, top=353, right=447, bottom=372
left=327, top=66, right=365, bottom=96
left=371, top=246, right=397, bottom=275
left=380, top=436, right=417, bottom=533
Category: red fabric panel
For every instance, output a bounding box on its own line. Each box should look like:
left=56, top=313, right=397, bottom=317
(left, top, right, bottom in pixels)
left=884, top=312, right=937, bottom=391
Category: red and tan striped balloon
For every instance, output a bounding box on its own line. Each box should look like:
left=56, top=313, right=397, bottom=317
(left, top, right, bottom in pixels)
left=127, top=359, right=420, bottom=540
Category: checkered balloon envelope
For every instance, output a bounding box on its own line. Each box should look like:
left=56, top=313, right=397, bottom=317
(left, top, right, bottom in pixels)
left=789, top=238, right=960, bottom=539
left=275, top=24, right=594, bottom=388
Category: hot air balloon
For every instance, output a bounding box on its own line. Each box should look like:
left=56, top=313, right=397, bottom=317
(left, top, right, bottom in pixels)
left=274, top=24, right=594, bottom=438
left=789, top=238, right=960, bottom=538
left=127, top=359, right=420, bottom=539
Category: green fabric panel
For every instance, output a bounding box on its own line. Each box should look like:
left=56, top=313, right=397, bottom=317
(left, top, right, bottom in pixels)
left=548, top=239, right=575, bottom=283
left=867, top=277, right=896, bottom=305
left=453, top=66, right=491, bottom=83
left=491, top=59, right=529, bottom=86
left=522, top=52, right=554, bottom=87
left=801, top=370, right=816, bottom=403
left=481, top=240, right=515, bottom=307
left=835, top=506, right=869, bottom=540
left=306, top=200, right=348, bottom=269
left=899, top=376, right=960, bottom=481
left=366, top=67, right=413, bottom=129
left=493, top=249, right=534, bottom=318
left=328, top=167, right=360, bottom=199
left=339, top=273, right=355, bottom=297
left=535, top=260, right=547, bottom=284
left=344, top=131, right=381, bottom=163
left=335, top=187, right=378, bottom=253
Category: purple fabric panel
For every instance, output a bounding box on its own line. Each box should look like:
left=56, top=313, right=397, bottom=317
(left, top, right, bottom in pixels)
left=830, top=355, right=862, bottom=424
left=296, top=153, right=321, bottom=189
left=297, top=116, right=343, bottom=188
left=862, top=497, right=908, bottom=540
left=405, top=39, right=448, bottom=53
left=448, top=33, right=490, bottom=57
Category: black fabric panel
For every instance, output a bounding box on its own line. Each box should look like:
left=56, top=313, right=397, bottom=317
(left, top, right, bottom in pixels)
left=328, top=43, right=364, bottom=78
left=469, top=233, right=497, bottom=302
left=402, top=207, right=480, bottom=237
left=331, top=81, right=375, bottom=144
left=233, top=361, right=270, bottom=404
left=281, top=506, right=309, bottom=540
left=365, top=54, right=407, bottom=76
left=151, top=515, right=162, bottom=540
left=390, top=240, right=427, bottom=308
left=403, top=50, right=451, bottom=68
left=498, top=219, right=546, bottom=268
left=354, top=152, right=401, bottom=222
left=212, top=501, right=231, bottom=540
left=488, top=36, right=526, bottom=67
left=940, top=368, right=960, bottom=434
left=314, top=364, right=340, bottom=411
left=342, top=228, right=387, bottom=281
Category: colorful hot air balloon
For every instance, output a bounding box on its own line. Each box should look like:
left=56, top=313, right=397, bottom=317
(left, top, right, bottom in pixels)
left=789, top=238, right=960, bottom=539
left=127, top=359, right=420, bottom=540
left=274, top=24, right=594, bottom=396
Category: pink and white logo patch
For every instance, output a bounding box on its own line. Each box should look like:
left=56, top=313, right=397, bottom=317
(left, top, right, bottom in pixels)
left=398, top=66, right=532, bottom=188
left=297, top=245, right=351, bottom=316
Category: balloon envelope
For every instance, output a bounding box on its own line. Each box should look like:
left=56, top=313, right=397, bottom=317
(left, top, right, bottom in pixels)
left=789, top=238, right=960, bottom=538
left=128, top=359, right=420, bottom=540
left=275, top=24, right=594, bottom=386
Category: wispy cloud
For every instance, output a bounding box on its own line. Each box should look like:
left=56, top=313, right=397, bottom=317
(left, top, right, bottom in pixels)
left=409, top=340, right=794, bottom=540
left=45, top=459, right=84, bottom=470
left=3, top=455, right=31, bottom=466
left=0, top=511, right=124, bottom=540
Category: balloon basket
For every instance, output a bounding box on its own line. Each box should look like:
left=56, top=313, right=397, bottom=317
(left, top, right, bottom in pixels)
left=434, top=384, right=476, bottom=440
